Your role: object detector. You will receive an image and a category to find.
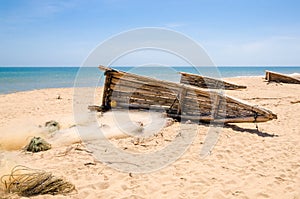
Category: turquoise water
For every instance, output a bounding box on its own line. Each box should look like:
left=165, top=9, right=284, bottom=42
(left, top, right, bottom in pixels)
left=0, top=66, right=300, bottom=94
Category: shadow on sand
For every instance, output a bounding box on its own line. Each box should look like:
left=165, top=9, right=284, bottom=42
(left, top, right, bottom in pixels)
left=224, top=124, right=279, bottom=138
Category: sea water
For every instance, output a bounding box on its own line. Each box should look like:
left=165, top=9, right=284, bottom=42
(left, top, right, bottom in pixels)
left=0, top=66, right=300, bottom=94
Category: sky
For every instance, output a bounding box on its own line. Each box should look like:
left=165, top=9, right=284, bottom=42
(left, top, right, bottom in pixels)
left=0, top=0, right=300, bottom=66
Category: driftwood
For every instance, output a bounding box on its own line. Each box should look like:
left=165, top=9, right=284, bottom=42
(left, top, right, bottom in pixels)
left=180, top=72, right=247, bottom=90
left=265, top=70, right=300, bottom=84
left=95, top=65, right=277, bottom=123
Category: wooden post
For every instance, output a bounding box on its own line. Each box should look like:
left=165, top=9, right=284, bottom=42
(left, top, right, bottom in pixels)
left=177, top=87, right=187, bottom=115
left=211, top=93, right=220, bottom=119
left=101, top=73, right=112, bottom=108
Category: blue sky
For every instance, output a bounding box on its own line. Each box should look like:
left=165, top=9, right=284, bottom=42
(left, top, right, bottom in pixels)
left=0, top=0, right=299, bottom=66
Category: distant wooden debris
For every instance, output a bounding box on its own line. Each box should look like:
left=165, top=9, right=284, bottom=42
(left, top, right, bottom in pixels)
left=94, top=65, right=277, bottom=123
left=265, top=70, right=300, bottom=84
left=180, top=72, right=247, bottom=90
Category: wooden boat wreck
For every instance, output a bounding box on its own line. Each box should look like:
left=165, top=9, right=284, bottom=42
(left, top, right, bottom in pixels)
left=265, top=70, right=300, bottom=84
left=91, top=65, right=277, bottom=123
left=180, top=71, right=247, bottom=90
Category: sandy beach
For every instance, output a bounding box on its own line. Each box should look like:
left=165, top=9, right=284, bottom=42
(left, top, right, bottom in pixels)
left=0, top=76, right=299, bottom=199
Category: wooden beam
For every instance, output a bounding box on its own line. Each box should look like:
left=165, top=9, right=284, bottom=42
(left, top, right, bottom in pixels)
left=180, top=71, right=247, bottom=90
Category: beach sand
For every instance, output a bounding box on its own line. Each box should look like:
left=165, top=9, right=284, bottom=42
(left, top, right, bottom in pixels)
left=0, top=77, right=299, bottom=198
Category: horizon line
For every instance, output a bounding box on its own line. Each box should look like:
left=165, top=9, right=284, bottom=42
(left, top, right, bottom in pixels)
left=1, top=65, right=300, bottom=67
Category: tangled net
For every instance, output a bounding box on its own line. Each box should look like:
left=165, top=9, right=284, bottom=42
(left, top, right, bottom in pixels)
left=0, top=166, right=76, bottom=197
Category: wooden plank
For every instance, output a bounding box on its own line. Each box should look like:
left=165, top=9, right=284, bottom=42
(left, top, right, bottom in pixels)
left=110, top=78, right=177, bottom=97
left=110, top=90, right=176, bottom=105
left=187, top=89, right=272, bottom=118
left=180, top=72, right=247, bottom=90
left=265, top=70, right=300, bottom=84
left=116, top=102, right=170, bottom=111
left=166, top=114, right=272, bottom=123
left=109, top=71, right=182, bottom=90
left=88, top=105, right=108, bottom=112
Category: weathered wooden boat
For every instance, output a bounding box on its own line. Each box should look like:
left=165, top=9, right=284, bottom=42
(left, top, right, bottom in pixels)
left=180, top=71, right=247, bottom=90
left=91, top=66, right=277, bottom=123
left=265, top=70, right=300, bottom=84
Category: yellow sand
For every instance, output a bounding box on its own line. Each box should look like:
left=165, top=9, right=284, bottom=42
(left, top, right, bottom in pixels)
left=0, top=77, right=299, bottom=198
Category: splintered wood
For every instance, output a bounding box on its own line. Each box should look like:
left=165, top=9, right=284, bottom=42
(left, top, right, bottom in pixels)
left=180, top=72, right=247, bottom=90
left=92, top=66, right=277, bottom=123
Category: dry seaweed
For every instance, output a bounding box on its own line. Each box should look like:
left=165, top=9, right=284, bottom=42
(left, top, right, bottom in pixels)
left=25, top=137, right=51, bottom=153
left=0, top=166, right=76, bottom=197
left=45, top=120, right=60, bottom=133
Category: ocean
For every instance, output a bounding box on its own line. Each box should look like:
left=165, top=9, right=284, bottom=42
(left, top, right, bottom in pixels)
left=0, top=66, right=300, bottom=94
